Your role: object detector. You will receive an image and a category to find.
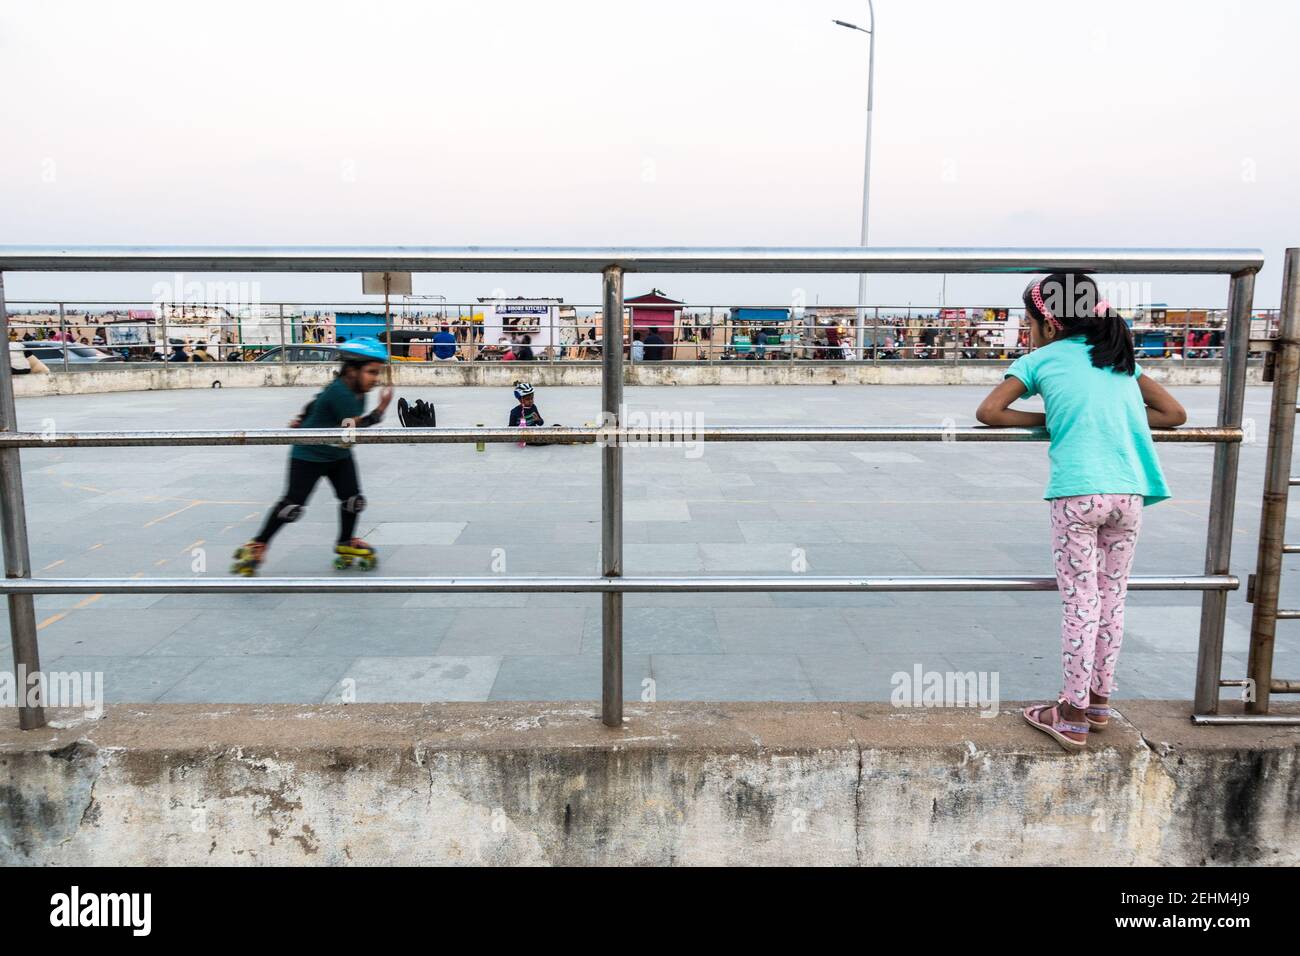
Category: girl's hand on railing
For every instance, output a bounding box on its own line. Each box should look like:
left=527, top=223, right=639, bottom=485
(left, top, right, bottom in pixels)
left=975, top=376, right=1047, bottom=427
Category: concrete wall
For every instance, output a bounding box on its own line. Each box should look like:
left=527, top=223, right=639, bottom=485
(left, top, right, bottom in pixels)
left=12, top=360, right=1252, bottom=397
left=1, top=701, right=1295, bottom=865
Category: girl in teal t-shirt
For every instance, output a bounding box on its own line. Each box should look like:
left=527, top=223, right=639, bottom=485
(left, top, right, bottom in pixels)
left=976, top=273, right=1187, bottom=752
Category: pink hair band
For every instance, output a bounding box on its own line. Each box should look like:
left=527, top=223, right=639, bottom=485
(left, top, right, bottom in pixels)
left=1031, top=282, right=1064, bottom=331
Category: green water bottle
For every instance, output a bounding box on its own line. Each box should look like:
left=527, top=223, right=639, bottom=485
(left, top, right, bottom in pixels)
left=475, top=424, right=485, bottom=453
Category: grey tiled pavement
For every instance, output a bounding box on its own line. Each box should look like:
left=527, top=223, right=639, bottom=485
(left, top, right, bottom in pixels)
left=11, top=383, right=1300, bottom=706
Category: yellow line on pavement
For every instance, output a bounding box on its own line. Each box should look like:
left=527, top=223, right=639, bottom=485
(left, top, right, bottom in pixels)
left=143, top=501, right=202, bottom=528
left=36, top=572, right=145, bottom=631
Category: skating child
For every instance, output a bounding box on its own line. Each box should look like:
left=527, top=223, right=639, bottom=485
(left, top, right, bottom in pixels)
left=231, top=337, right=393, bottom=575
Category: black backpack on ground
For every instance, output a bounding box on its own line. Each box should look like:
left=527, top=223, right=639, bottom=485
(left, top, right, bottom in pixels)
left=397, top=397, right=437, bottom=428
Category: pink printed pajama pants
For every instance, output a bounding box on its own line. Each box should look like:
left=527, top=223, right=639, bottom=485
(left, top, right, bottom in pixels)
left=1050, top=493, right=1143, bottom=707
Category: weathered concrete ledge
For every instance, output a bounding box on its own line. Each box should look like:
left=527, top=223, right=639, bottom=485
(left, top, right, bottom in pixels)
left=1, top=701, right=1295, bottom=866
left=12, top=360, right=1248, bottom=397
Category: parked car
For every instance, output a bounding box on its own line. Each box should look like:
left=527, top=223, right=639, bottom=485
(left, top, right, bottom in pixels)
left=21, top=340, right=123, bottom=363
left=253, top=345, right=343, bottom=363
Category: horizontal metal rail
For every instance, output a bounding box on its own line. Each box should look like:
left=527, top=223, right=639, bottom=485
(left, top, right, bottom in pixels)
left=0, top=425, right=1241, bottom=448
left=5, top=353, right=1251, bottom=366
left=0, top=245, right=1265, bottom=275
left=0, top=574, right=1239, bottom=595
left=5, top=299, right=1271, bottom=311
left=1191, top=714, right=1300, bottom=725
left=1221, top=678, right=1300, bottom=693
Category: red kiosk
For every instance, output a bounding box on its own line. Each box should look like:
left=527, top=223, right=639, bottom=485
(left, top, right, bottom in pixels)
left=626, top=289, right=685, bottom=358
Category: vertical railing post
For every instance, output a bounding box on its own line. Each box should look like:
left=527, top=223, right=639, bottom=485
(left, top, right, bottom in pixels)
left=1193, top=269, right=1256, bottom=714
left=383, top=286, right=394, bottom=386
left=873, top=307, right=881, bottom=366
left=601, top=266, right=624, bottom=727
left=278, top=303, right=289, bottom=369
left=0, top=274, right=44, bottom=729
left=1246, top=248, right=1300, bottom=714
left=59, top=303, right=69, bottom=372
left=788, top=306, right=796, bottom=369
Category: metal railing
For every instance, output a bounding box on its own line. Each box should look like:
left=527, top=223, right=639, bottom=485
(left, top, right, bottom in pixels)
left=3, top=297, right=1275, bottom=366
left=0, top=245, right=1267, bottom=729
left=1204, top=247, right=1300, bottom=725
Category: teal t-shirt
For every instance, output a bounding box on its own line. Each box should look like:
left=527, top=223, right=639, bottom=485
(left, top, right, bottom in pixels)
left=1005, top=336, right=1170, bottom=506
left=291, top=376, right=365, bottom=463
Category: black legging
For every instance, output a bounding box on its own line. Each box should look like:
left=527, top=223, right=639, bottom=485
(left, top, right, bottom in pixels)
left=255, top=456, right=363, bottom=545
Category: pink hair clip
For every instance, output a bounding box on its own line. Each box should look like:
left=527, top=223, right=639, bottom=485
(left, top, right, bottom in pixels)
left=1094, top=299, right=1111, bottom=316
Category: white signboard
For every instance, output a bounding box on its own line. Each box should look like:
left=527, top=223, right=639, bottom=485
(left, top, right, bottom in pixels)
left=482, top=299, right=563, bottom=350
left=105, top=322, right=152, bottom=347
left=362, top=272, right=413, bottom=295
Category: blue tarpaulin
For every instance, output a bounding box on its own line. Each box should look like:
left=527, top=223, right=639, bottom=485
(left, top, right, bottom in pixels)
left=731, top=308, right=791, bottom=323
left=334, top=312, right=385, bottom=343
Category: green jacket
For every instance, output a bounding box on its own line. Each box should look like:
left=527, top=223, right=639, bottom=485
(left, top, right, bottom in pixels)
left=290, top=376, right=383, bottom=462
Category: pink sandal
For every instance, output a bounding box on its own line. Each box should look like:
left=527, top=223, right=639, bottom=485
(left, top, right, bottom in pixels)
left=1085, top=705, right=1110, bottom=730
left=1022, top=700, right=1089, bottom=752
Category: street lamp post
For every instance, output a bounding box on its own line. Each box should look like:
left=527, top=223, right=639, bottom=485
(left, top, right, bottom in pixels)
left=833, top=5, right=875, bottom=355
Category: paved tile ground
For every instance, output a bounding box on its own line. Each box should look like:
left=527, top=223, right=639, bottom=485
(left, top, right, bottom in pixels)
left=10, top=383, right=1299, bottom=706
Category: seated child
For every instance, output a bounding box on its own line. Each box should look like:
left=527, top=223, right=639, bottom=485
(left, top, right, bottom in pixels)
left=509, top=382, right=543, bottom=427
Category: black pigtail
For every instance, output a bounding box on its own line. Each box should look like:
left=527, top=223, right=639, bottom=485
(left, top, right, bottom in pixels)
left=1083, top=307, right=1136, bottom=376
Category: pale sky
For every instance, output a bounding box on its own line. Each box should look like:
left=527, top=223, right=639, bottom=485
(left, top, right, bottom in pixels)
left=2, top=0, right=1296, bottom=311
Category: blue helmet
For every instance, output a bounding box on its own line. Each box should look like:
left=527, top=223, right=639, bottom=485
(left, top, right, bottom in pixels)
left=337, top=336, right=389, bottom=364
left=513, top=381, right=534, bottom=400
